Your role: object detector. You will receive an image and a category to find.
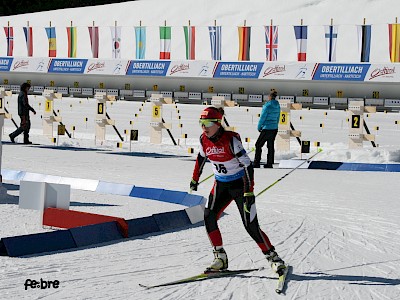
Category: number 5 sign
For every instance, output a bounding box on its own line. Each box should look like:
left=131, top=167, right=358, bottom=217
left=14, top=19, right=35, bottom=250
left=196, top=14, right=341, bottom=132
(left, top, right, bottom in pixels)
left=152, top=105, right=161, bottom=119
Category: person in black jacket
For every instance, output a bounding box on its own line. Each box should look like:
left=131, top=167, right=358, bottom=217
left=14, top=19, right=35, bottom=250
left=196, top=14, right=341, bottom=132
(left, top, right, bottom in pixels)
left=9, top=82, right=36, bottom=144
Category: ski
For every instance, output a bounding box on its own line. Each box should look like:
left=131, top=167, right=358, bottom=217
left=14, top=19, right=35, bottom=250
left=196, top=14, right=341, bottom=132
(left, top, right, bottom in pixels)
left=139, top=268, right=262, bottom=289
left=275, top=264, right=290, bottom=294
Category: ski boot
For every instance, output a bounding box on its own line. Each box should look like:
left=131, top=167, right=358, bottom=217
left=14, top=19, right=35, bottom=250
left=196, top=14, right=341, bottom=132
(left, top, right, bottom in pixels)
left=206, top=247, right=228, bottom=272
left=265, top=248, right=285, bottom=275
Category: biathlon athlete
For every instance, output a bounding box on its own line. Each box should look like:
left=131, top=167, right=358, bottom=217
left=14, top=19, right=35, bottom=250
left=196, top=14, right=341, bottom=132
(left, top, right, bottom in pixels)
left=190, top=106, right=285, bottom=274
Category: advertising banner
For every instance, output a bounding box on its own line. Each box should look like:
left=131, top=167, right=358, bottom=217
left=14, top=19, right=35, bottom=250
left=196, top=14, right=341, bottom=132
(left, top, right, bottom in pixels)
left=126, top=60, right=170, bottom=76
left=0, top=57, right=13, bottom=72
left=10, top=57, right=50, bottom=73
left=48, top=59, right=88, bottom=74
left=312, top=63, right=370, bottom=81
left=84, top=60, right=130, bottom=75
left=166, top=61, right=215, bottom=78
left=259, top=63, right=315, bottom=80
left=213, top=62, right=264, bottom=79
left=364, top=64, right=400, bottom=82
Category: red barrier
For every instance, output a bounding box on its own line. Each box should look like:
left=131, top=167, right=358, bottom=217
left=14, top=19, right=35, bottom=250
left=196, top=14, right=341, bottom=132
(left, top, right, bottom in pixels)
left=43, top=208, right=129, bottom=238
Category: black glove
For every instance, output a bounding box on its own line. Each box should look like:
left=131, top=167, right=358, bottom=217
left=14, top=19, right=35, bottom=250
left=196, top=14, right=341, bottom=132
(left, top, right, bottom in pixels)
left=244, top=192, right=255, bottom=214
left=190, top=179, right=199, bottom=191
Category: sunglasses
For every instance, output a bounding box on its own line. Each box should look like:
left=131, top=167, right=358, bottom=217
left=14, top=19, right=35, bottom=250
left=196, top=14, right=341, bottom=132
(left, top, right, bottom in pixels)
left=199, top=119, right=221, bottom=127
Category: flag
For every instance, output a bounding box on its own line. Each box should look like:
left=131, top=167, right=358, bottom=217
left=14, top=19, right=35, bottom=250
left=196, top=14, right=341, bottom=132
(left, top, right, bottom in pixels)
left=208, top=26, right=222, bottom=60
left=66, top=26, right=77, bottom=58
left=160, top=26, right=171, bottom=59
left=45, top=27, right=57, bottom=57
left=356, top=25, right=371, bottom=62
left=294, top=25, right=307, bottom=61
left=388, top=23, right=400, bottom=63
left=265, top=25, right=278, bottom=61
left=111, top=26, right=122, bottom=59
left=23, top=26, right=33, bottom=56
left=324, top=25, right=338, bottom=62
left=88, top=26, right=99, bottom=58
left=135, top=26, right=146, bottom=59
left=3, top=26, right=14, bottom=56
left=238, top=26, right=251, bottom=61
left=183, top=26, right=196, bottom=60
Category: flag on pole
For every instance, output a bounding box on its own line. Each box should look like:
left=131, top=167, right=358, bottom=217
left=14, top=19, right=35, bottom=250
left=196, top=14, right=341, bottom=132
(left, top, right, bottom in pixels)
left=111, top=26, right=122, bottom=59
left=159, top=26, right=171, bottom=59
left=357, top=25, right=371, bottom=62
left=208, top=26, right=222, bottom=60
left=388, top=23, right=400, bottom=62
left=183, top=26, right=196, bottom=60
left=134, top=26, right=146, bottom=59
left=45, top=26, right=57, bottom=57
left=88, top=26, right=99, bottom=58
left=294, top=25, right=307, bottom=61
left=3, top=26, right=14, bottom=56
left=238, top=26, right=251, bottom=61
left=324, top=25, right=338, bottom=62
left=23, top=26, right=33, bottom=56
left=265, top=25, right=278, bottom=61
left=66, top=26, right=77, bottom=58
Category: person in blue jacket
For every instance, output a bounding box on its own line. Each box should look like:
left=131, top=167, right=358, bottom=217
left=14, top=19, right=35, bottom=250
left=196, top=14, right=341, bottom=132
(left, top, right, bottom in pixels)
left=254, top=89, right=281, bottom=168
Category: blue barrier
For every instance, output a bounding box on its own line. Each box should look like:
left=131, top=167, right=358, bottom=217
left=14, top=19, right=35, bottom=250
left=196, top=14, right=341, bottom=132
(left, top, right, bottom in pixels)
left=130, top=186, right=164, bottom=200
left=181, top=194, right=205, bottom=207
left=69, top=221, right=125, bottom=247
left=126, top=216, right=160, bottom=237
left=153, top=210, right=192, bottom=231
left=0, top=230, right=77, bottom=257
left=158, top=190, right=187, bottom=204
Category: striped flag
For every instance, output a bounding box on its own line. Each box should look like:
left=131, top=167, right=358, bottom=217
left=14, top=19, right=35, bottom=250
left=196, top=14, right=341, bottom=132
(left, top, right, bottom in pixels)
left=3, top=26, right=14, bottom=56
left=324, top=25, right=338, bottom=62
left=135, top=26, right=146, bottom=59
left=66, top=26, right=77, bottom=58
left=238, top=26, right=251, bottom=61
left=45, top=27, right=57, bottom=57
left=208, top=26, right=221, bottom=60
left=88, top=26, right=99, bottom=58
left=111, top=26, right=122, bottom=59
left=183, top=26, right=196, bottom=60
left=265, top=25, right=278, bottom=61
left=159, top=26, right=171, bottom=59
left=357, top=25, right=371, bottom=62
left=388, top=23, right=400, bottom=62
left=294, top=25, right=307, bottom=61
left=23, top=26, right=33, bottom=56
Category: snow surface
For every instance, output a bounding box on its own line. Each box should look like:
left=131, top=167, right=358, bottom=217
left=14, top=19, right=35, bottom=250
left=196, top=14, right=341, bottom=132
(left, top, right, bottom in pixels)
left=0, top=0, right=400, bottom=299
left=1, top=94, right=400, bottom=299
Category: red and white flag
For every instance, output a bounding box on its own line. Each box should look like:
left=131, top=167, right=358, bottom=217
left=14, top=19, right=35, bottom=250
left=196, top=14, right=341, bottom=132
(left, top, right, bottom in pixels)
left=23, top=26, right=33, bottom=56
left=88, top=26, right=99, bottom=58
left=294, top=26, right=308, bottom=61
left=4, top=26, right=14, bottom=56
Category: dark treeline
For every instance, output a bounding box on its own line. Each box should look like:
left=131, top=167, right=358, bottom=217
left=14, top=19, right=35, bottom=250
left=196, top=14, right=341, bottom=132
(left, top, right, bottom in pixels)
left=0, top=0, right=135, bottom=17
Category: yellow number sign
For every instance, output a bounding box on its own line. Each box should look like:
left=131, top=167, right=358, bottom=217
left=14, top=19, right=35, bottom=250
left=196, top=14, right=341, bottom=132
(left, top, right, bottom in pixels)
left=351, top=115, right=361, bottom=128
left=279, top=112, right=288, bottom=125
left=99, top=82, right=104, bottom=89
left=208, top=86, right=214, bottom=93
left=152, top=105, right=161, bottom=118
left=125, top=83, right=131, bottom=90
left=97, top=103, right=104, bottom=115
left=45, top=100, right=52, bottom=112
left=50, top=80, right=55, bottom=87
left=372, top=91, right=379, bottom=99
left=3, top=79, right=8, bottom=84
left=74, top=81, right=79, bottom=88
left=302, top=89, right=309, bottom=96
left=336, top=90, right=343, bottom=98
left=180, top=85, right=185, bottom=92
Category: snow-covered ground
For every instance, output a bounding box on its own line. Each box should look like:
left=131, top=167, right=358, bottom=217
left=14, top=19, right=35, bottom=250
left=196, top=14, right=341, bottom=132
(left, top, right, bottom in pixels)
left=1, top=0, right=400, bottom=299
left=1, top=94, right=400, bottom=299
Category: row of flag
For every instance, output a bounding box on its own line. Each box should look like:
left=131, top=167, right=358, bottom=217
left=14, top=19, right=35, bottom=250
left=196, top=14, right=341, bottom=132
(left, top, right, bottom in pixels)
left=3, top=24, right=400, bottom=62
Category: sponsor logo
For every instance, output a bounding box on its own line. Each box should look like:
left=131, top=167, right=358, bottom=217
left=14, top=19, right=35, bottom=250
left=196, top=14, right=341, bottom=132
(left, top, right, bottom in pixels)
left=87, top=61, right=105, bottom=72
left=206, top=146, right=225, bottom=156
left=263, top=65, right=286, bottom=77
left=369, top=66, right=396, bottom=80
left=13, top=60, right=29, bottom=70
left=24, top=278, right=60, bottom=290
left=170, top=63, right=190, bottom=75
